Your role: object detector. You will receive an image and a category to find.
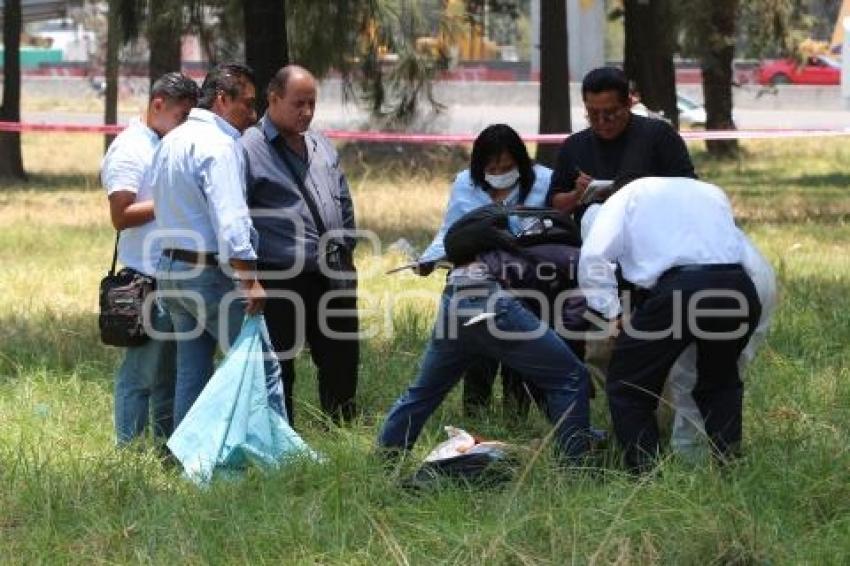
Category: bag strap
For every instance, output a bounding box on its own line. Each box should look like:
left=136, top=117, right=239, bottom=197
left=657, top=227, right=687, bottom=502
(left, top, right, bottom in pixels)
left=269, top=133, right=329, bottom=237
left=109, top=231, right=120, bottom=276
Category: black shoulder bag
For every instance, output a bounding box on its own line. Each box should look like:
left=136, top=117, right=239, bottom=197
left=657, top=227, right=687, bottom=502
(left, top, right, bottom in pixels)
left=98, top=232, right=155, bottom=347
left=271, top=136, right=357, bottom=290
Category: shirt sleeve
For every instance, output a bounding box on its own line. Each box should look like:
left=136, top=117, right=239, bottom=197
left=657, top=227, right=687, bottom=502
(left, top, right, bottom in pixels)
left=240, top=143, right=256, bottom=207
left=102, top=142, right=145, bottom=195
left=578, top=190, right=629, bottom=319
left=199, top=142, right=257, bottom=262
left=419, top=173, right=468, bottom=263
left=338, top=170, right=357, bottom=247
left=655, top=121, right=697, bottom=178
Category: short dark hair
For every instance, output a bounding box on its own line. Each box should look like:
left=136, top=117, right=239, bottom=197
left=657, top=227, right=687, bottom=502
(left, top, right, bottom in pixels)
left=198, top=63, right=256, bottom=109
left=470, top=124, right=536, bottom=201
left=150, top=72, right=201, bottom=104
left=581, top=66, right=629, bottom=104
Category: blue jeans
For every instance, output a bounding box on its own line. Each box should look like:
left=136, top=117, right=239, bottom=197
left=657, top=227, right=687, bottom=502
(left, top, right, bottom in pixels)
left=378, top=284, right=591, bottom=459
left=114, top=300, right=175, bottom=444
left=156, top=256, right=285, bottom=427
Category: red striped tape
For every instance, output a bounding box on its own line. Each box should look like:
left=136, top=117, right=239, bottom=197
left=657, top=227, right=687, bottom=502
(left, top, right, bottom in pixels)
left=0, top=121, right=847, bottom=142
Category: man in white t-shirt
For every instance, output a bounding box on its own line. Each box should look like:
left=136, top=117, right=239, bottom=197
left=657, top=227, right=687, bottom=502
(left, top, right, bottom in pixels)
left=101, top=72, right=199, bottom=445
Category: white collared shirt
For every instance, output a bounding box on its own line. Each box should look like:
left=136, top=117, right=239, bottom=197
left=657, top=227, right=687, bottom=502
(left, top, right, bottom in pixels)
left=148, top=108, right=257, bottom=264
left=578, top=177, right=745, bottom=319
left=101, top=118, right=160, bottom=275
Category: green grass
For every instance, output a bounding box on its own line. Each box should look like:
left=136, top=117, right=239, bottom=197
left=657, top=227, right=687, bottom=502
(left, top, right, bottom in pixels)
left=1, top=136, right=849, bottom=563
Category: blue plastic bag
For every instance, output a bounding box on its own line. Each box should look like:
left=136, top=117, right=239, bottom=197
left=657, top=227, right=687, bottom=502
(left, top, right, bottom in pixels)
left=167, top=315, right=317, bottom=483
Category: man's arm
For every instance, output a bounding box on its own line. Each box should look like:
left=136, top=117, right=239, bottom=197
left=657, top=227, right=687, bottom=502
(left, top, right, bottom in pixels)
left=546, top=139, right=592, bottom=213
left=578, top=191, right=629, bottom=320
left=201, top=142, right=264, bottom=315
left=102, top=140, right=153, bottom=230
left=108, top=191, right=155, bottom=230
left=229, top=257, right=265, bottom=316
left=338, top=171, right=356, bottom=233
left=550, top=170, right=593, bottom=213
left=419, top=171, right=469, bottom=266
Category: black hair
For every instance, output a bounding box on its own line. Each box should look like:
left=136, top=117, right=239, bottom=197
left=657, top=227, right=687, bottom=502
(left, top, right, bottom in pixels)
left=470, top=124, right=536, bottom=202
left=198, top=62, right=256, bottom=109
left=581, top=66, right=630, bottom=104
left=149, top=72, right=201, bottom=104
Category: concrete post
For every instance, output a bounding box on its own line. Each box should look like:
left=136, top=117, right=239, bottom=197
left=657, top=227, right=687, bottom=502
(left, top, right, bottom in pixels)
left=567, top=0, right=606, bottom=79
left=531, top=0, right=541, bottom=78
left=842, top=16, right=850, bottom=108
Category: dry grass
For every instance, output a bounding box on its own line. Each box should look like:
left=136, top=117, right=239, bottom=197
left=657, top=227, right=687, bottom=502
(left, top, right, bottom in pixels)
left=1, top=133, right=850, bottom=563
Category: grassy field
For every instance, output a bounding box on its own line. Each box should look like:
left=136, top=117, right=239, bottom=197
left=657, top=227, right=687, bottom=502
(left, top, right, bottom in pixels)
left=1, top=134, right=849, bottom=564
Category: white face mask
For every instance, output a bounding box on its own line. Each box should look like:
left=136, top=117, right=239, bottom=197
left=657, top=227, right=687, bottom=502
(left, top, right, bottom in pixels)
left=485, top=168, right=520, bottom=190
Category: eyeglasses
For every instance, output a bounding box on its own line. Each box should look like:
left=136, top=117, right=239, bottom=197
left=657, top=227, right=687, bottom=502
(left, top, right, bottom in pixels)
left=585, top=107, right=627, bottom=123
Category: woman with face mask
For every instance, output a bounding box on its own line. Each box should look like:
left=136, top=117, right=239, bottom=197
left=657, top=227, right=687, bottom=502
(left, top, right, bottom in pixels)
left=415, top=123, right=553, bottom=416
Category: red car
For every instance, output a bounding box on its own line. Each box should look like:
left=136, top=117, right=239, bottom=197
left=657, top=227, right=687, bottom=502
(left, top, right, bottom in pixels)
left=758, top=55, right=840, bottom=86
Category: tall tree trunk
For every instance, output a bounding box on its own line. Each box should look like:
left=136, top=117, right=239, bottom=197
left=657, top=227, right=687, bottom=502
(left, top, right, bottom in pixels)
left=148, top=0, right=183, bottom=87
left=535, top=0, right=570, bottom=167
left=624, top=0, right=678, bottom=127
left=701, top=0, right=738, bottom=158
left=0, top=0, right=26, bottom=181
left=243, top=0, right=289, bottom=116
left=104, top=0, right=121, bottom=152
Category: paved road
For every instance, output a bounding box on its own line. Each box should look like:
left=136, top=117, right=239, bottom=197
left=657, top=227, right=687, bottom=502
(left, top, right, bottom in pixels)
left=23, top=105, right=850, bottom=137
left=20, top=77, right=850, bottom=138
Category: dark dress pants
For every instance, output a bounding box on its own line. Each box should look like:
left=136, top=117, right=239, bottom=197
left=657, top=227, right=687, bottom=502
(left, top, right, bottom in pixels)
left=606, top=268, right=761, bottom=472
left=261, top=271, right=359, bottom=425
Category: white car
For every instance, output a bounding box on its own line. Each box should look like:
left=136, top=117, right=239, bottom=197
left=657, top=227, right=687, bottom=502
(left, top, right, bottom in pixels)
left=631, top=93, right=707, bottom=128
left=677, top=93, right=707, bottom=127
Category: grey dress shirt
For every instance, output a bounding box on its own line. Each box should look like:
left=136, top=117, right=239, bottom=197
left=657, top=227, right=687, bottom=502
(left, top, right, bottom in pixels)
left=241, top=116, right=356, bottom=271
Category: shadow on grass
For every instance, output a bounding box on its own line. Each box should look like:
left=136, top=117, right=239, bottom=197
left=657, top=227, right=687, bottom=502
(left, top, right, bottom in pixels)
left=735, top=209, right=850, bottom=225
left=0, top=172, right=101, bottom=192
left=0, top=309, right=116, bottom=380
left=766, top=172, right=850, bottom=189
left=1, top=269, right=845, bottom=386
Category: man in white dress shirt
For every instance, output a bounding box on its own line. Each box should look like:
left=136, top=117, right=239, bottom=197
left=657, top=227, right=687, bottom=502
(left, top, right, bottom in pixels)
left=579, top=177, right=762, bottom=472
left=101, top=72, right=199, bottom=445
left=580, top=192, right=777, bottom=462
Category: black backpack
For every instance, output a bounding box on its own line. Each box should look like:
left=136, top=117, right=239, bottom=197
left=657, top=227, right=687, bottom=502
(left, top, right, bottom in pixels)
left=443, top=204, right=581, bottom=265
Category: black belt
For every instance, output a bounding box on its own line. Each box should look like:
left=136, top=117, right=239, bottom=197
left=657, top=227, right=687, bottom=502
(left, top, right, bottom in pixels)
left=163, top=248, right=218, bottom=266
left=662, top=263, right=742, bottom=279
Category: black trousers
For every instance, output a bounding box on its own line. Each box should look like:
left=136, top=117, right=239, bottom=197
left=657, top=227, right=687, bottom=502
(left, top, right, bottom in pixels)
left=261, top=271, right=359, bottom=425
left=462, top=360, right=534, bottom=415
left=606, top=268, right=761, bottom=472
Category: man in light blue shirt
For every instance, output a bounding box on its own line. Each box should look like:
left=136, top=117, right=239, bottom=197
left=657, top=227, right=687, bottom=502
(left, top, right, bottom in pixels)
left=101, top=72, right=199, bottom=445
left=149, top=63, right=282, bottom=427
